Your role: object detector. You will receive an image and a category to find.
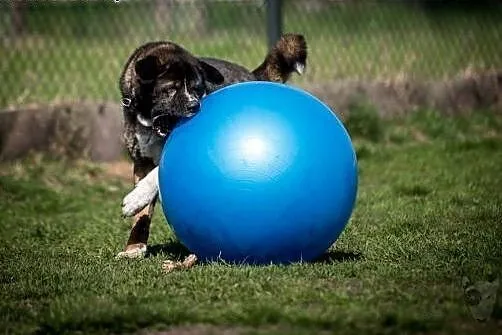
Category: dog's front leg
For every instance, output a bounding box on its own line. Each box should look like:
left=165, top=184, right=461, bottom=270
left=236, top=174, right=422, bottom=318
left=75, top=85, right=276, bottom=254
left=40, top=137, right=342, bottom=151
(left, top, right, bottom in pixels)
left=117, top=162, right=158, bottom=258
left=121, top=166, right=159, bottom=217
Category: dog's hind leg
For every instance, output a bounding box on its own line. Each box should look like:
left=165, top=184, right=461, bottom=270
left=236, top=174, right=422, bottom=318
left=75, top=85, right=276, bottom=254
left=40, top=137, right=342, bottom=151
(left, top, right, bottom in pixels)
left=117, top=160, right=157, bottom=258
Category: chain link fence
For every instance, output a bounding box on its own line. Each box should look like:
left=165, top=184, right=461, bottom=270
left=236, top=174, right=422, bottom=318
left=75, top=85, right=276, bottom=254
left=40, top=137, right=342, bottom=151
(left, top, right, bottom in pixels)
left=1, top=0, right=502, bottom=108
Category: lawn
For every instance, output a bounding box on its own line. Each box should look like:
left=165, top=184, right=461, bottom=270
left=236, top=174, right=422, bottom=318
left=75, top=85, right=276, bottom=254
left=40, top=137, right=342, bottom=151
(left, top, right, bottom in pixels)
left=1, top=109, right=501, bottom=334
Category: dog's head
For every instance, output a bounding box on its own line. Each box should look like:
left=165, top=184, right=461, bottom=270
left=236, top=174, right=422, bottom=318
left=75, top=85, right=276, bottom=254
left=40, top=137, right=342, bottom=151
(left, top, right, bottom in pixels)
left=132, top=46, right=224, bottom=136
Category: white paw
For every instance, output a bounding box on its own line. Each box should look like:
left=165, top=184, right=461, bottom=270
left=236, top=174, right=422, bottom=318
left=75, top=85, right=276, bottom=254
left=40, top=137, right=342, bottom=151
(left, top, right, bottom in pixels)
left=121, top=167, right=159, bottom=217
left=121, top=188, right=152, bottom=217
left=116, top=244, right=147, bottom=259
left=162, top=254, right=198, bottom=273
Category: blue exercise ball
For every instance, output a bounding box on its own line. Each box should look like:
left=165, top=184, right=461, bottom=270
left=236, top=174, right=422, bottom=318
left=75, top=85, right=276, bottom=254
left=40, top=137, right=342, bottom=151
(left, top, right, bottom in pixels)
left=158, top=81, right=357, bottom=264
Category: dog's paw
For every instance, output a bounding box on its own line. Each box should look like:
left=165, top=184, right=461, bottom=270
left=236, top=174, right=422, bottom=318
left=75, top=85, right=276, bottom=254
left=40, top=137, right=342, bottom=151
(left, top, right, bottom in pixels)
left=162, top=254, right=198, bottom=273
left=182, top=254, right=198, bottom=267
left=116, top=243, right=147, bottom=259
left=122, top=189, right=149, bottom=217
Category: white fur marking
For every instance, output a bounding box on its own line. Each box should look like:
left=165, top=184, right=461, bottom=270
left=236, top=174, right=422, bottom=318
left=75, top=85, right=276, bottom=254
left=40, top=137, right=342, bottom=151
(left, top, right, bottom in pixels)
left=122, top=167, right=159, bottom=217
left=184, top=79, right=198, bottom=103
left=137, top=114, right=153, bottom=127
left=116, top=245, right=147, bottom=259
left=294, top=62, right=305, bottom=75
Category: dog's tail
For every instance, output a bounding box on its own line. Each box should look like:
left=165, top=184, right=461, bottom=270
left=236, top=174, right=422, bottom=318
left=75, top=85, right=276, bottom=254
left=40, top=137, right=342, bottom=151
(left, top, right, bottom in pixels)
left=252, top=33, right=307, bottom=83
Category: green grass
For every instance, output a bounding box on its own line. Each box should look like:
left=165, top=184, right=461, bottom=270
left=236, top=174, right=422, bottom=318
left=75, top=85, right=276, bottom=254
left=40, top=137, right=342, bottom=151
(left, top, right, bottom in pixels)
left=1, top=111, right=502, bottom=334
left=1, top=2, right=502, bottom=107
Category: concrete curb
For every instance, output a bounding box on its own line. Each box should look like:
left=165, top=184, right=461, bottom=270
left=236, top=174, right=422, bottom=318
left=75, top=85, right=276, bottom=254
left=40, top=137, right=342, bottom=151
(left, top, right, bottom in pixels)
left=306, top=70, right=502, bottom=119
left=1, top=71, right=500, bottom=162
left=0, top=101, right=124, bottom=162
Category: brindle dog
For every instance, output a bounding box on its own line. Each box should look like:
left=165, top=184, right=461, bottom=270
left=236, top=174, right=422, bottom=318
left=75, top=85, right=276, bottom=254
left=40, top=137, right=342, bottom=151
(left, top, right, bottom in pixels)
left=118, top=34, right=307, bottom=259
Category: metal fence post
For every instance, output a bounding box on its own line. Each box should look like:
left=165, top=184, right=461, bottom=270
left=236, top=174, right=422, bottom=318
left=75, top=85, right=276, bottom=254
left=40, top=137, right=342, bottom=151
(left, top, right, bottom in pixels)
left=267, top=0, right=282, bottom=50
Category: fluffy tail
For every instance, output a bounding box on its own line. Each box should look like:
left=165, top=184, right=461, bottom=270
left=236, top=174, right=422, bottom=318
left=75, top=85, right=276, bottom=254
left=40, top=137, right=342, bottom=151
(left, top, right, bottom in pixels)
left=252, top=33, right=307, bottom=83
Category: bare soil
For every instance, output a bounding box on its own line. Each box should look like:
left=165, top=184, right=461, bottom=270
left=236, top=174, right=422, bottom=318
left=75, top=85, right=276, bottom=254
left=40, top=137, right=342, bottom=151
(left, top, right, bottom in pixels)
left=1, top=70, right=501, bottom=162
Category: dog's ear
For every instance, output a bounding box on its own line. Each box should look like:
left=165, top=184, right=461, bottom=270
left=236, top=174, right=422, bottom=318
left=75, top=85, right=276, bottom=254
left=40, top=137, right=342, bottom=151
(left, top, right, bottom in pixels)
left=135, top=55, right=160, bottom=83
left=200, top=61, right=224, bottom=85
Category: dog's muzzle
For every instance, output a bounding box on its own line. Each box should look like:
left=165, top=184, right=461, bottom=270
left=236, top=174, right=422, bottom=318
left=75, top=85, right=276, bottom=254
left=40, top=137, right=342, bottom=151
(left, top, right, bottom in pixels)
left=152, top=115, right=177, bottom=137
left=152, top=103, right=200, bottom=137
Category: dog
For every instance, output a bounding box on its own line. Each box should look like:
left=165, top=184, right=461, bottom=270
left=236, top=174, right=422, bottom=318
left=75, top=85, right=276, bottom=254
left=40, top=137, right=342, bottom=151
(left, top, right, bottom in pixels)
left=117, top=34, right=307, bottom=259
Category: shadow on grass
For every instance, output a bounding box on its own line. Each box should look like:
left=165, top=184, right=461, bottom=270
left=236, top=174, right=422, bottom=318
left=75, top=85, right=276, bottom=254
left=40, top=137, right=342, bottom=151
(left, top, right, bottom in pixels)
left=146, top=240, right=191, bottom=259
left=147, top=240, right=363, bottom=265
left=314, top=250, right=363, bottom=264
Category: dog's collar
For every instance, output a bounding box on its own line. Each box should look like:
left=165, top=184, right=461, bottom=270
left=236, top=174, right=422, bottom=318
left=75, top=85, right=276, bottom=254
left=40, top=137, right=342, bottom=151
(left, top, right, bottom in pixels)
left=121, top=97, right=132, bottom=107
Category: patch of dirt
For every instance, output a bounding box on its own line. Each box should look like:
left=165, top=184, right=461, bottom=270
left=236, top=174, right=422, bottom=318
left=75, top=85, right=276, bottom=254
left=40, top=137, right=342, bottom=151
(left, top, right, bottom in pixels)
left=1, top=69, right=501, bottom=164
left=103, top=160, right=133, bottom=183
left=0, top=101, right=123, bottom=162
left=305, top=69, right=502, bottom=119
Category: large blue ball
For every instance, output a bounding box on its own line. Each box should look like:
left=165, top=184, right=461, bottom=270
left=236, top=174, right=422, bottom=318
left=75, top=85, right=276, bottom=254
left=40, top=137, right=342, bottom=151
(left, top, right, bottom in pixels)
left=158, top=81, right=357, bottom=264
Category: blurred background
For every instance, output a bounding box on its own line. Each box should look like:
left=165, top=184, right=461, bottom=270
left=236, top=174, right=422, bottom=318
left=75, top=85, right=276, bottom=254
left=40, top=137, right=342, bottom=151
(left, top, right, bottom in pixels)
left=1, top=0, right=502, bottom=107
left=1, top=0, right=502, bottom=160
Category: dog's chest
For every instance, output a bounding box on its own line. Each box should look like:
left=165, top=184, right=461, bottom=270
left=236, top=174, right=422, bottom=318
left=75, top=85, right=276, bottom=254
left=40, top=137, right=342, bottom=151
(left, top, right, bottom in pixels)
left=135, top=127, right=165, bottom=164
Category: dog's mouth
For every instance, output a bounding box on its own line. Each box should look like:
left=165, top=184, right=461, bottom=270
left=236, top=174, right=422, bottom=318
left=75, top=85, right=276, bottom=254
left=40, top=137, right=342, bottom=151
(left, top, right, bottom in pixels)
left=152, top=112, right=197, bottom=137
